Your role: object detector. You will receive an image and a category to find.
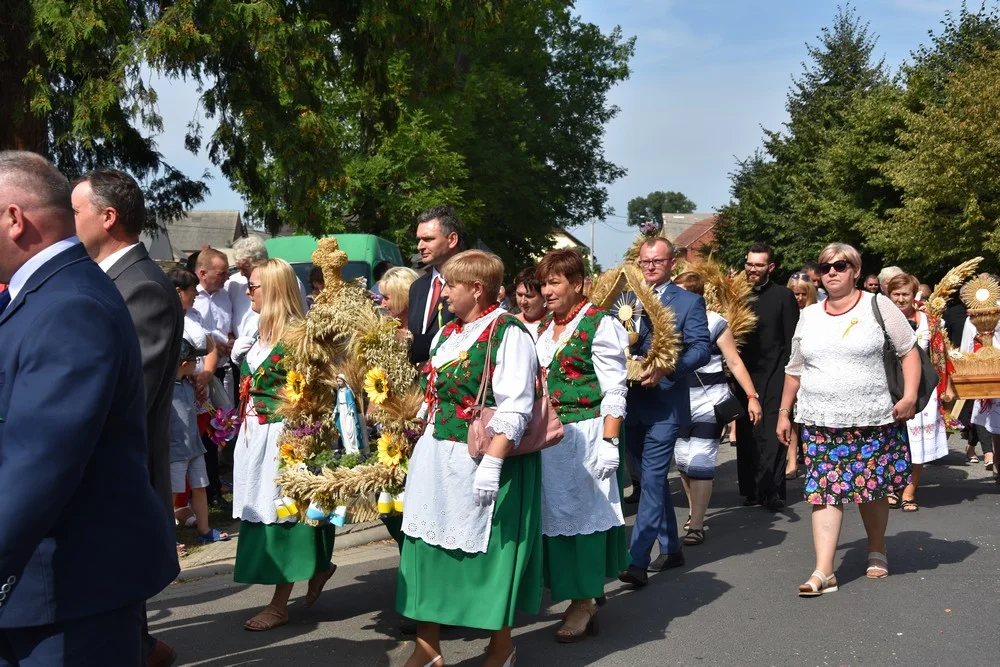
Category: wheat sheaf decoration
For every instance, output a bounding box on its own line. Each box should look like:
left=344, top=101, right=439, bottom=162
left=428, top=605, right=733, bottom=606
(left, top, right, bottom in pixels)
left=676, top=257, right=757, bottom=350
left=274, top=237, right=421, bottom=525
left=590, top=262, right=680, bottom=381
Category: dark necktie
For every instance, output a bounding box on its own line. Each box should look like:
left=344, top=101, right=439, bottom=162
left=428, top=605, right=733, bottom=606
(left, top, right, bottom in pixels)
left=425, top=276, right=442, bottom=331
left=0, top=290, right=11, bottom=316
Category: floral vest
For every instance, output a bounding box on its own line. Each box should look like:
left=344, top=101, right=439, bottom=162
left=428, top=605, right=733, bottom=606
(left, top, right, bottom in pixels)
left=423, top=313, right=528, bottom=442
left=538, top=306, right=606, bottom=424
left=239, top=341, right=287, bottom=425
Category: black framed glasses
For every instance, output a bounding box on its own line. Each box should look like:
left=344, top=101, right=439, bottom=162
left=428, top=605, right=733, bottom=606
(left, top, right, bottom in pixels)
left=636, top=258, right=671, bottom=268
left=818, top=260, right=851, bottom=275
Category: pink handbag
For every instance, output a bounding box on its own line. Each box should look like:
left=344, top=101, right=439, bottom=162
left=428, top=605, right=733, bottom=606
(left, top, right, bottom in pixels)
left=467, top=319, right=564, bottom=458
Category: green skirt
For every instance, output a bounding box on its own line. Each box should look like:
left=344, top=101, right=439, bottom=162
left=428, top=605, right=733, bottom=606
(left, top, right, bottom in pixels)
left=396, top=453, right=543, bottom=630
left=234, top=520, right=335, bottom=585
left=542, top=437, right=630, bottom=600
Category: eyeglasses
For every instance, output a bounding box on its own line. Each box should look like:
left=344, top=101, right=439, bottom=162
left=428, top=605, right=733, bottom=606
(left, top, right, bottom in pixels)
left=745, top=262, right=769, bottom=270
left=247, top=282, right=262, bottom=294
left=636, top=258, right=671, bottom=268
left=818, top=260, right=851, bottom=275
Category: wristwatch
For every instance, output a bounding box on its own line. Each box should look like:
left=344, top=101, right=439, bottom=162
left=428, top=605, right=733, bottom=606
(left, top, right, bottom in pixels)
left=603, top=437, right=620, bottom=446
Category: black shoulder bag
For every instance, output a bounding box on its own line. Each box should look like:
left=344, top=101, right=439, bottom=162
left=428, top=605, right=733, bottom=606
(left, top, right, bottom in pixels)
left=870, top=296, right=938, bottom=414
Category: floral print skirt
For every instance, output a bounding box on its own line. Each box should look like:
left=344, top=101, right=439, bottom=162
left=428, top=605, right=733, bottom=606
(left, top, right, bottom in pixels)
left=801, top=423, right=912, bottom=505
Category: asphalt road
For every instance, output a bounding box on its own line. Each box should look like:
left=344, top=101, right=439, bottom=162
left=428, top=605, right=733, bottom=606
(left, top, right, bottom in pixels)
left=150, top=436, right=1000, bottom=666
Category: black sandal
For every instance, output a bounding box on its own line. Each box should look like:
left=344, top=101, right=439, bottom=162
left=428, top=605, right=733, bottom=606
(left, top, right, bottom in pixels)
left=900, top=499, right=919, bottom=512
left=886, top=493, right=900, bottom=509
left=682, top=528, right=705, bottom=546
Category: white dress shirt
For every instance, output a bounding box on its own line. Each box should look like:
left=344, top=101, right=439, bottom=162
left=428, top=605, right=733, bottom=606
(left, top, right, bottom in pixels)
left=97, top=242, right=142, bottom=273
left=7, top=237, right=82, bottom=302
left=192, top=284, right=233, bottom=347
left=421, top=268, right=444, bottom=335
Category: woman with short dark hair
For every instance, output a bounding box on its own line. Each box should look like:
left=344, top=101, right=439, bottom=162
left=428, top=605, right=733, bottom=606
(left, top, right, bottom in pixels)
left=513, top=265, right=546, bottom=336
left=535, top=248, right=629, bottom=642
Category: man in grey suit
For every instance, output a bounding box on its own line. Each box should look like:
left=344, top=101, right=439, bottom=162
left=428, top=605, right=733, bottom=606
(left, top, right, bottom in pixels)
left=72, top=168, right=182, bottom=667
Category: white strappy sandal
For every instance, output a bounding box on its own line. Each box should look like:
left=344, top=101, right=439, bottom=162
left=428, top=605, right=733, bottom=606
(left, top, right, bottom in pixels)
left=798, top=569, right=839, bottom=597
left=424, top=655, right=443, bottom=667
left=866, top=552, right=889, bottom=579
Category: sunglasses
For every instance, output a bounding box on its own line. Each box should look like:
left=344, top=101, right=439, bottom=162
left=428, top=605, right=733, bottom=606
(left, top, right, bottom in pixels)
left=247, top=282, right=262, bottom=294
left=818, top=260, right=851, bottom=275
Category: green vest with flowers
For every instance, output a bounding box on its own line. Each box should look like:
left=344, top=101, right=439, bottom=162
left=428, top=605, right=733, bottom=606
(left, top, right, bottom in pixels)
left=538, top=306, right=607, bottom=425
left=239, top=341, right=287, bottom=425
left=424, top=313, right=529, bottom=442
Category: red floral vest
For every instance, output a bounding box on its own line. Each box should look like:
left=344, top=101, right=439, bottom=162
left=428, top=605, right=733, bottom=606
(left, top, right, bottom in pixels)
left=538, top=306, right=607, bottom=424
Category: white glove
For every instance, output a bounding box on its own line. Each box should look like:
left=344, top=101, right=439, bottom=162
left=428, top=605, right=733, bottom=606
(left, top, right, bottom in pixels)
left=596, top=439, right=620, bottom=480
left=473, top=454, right=504, bottom=506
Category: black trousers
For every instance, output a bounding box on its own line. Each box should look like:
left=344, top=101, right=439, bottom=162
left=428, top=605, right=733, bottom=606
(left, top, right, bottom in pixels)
left=735, top=398, right=787, bottom=502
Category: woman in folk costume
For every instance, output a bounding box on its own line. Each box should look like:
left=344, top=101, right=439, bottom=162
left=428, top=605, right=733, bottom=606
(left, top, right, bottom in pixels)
left=232, top=258, right=336, bottom=631
left=335, top=374, right=368, bottom=454
left=398, top=250, right=541, bottom=667
left=885, top=273, right=954, bottom=511
left=533, top=249, right=629, bottom=642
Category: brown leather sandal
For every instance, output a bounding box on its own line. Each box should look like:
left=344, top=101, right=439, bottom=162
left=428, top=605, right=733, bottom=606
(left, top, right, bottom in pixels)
left=304, top=564, right=337, bottom=608
left=243, top=604, right=289, bottom=631
left=555, top=600, right=599, bottom=643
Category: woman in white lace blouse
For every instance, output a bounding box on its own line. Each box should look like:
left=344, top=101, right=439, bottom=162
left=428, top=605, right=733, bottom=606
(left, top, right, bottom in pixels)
left=397, top=250, right=539, bottom=667
left=777, top=243, right=919, bottom=597
left=535, top=249, right=629, bottom=643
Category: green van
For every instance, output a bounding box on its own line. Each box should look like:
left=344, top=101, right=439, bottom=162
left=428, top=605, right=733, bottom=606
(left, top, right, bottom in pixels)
left=264, top=234, right=405, bottom=289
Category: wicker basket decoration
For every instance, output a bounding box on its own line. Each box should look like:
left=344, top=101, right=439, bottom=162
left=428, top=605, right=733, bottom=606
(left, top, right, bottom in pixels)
left=949, top=268, right=1000, bottom=399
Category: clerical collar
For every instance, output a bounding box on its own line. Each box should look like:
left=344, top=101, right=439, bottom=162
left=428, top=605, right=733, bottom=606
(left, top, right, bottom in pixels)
left=752, top=277, right=771, bottom=293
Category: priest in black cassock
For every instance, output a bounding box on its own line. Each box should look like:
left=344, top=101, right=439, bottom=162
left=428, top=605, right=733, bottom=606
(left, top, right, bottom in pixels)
left=733, top=243, right=799, bottom=510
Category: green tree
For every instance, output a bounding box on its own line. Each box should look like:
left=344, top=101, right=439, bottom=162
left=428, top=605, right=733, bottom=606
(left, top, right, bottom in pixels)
left=715, top=5, right=887, bottom=271
left=873, top=49, right=1000, bottom=276
left=146, top=0, right=634, bottom=268
left=626, top=190, right=696, bottom=227
left=0, top=0, right=207, bottom=222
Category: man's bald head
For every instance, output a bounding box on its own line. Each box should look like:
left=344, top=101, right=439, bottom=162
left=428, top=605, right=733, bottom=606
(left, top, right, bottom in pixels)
left=0, top=151, right=75, bottom=282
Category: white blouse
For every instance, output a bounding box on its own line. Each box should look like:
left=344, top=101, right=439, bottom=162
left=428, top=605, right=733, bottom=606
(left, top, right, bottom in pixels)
left=535, top=303, right=628, bottom=418
left=428, top=308, right=538, bottom=445
left=785, top=292, right=916, bottom=428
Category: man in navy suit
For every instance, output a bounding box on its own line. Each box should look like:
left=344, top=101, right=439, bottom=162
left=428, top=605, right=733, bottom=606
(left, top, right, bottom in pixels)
left=619, top=238, right=710, bottom=586
left=0, top=151, right=178, bottom=665
left=406, top=205, right=462, bottom=366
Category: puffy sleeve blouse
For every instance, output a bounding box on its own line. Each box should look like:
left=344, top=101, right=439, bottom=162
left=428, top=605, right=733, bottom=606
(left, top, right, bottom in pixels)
left=785, top=292, right=916, bottom=428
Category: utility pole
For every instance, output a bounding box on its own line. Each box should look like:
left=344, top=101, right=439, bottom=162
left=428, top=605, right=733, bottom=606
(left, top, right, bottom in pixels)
left=590, top=217, right=596, bottom=274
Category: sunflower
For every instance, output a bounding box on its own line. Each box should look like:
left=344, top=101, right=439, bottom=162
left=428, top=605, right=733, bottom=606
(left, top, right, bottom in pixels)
left=279, top=442, right=302, bottom=466
left=284, top=369, right=306, bottom=403
left=364, top=367, right=391, bottom=404
left=377, top=432, right=404, bottom=467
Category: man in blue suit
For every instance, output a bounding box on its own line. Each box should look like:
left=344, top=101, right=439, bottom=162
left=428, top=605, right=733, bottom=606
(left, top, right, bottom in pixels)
left=619, top=238, right=710, bottom=586
left=0, top=152, right=178, bottom=665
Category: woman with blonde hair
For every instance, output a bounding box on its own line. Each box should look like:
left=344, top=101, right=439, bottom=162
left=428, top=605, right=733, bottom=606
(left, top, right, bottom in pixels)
left=783, top=273, right=818, bottom=478
left=232, top=258, right=336, bottom=631
left=778, top=243, right=917, bottom=596
left=377, top=266, right=420, bottom=330
left=787, top=273, right=818, bottom=310
left=397, top=249, right=540, bottom=667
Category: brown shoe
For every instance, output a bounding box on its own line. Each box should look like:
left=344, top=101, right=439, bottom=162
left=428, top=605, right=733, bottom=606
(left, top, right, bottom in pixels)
left=147, top=639, right=177, bottom=667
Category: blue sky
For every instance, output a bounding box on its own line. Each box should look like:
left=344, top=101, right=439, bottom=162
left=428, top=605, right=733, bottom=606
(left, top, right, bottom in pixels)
left=152, top=0, right=971, bottom=266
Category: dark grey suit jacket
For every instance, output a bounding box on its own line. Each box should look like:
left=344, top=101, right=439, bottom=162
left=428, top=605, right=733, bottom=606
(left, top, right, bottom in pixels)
left=107, top=244, right=183, bottom=514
